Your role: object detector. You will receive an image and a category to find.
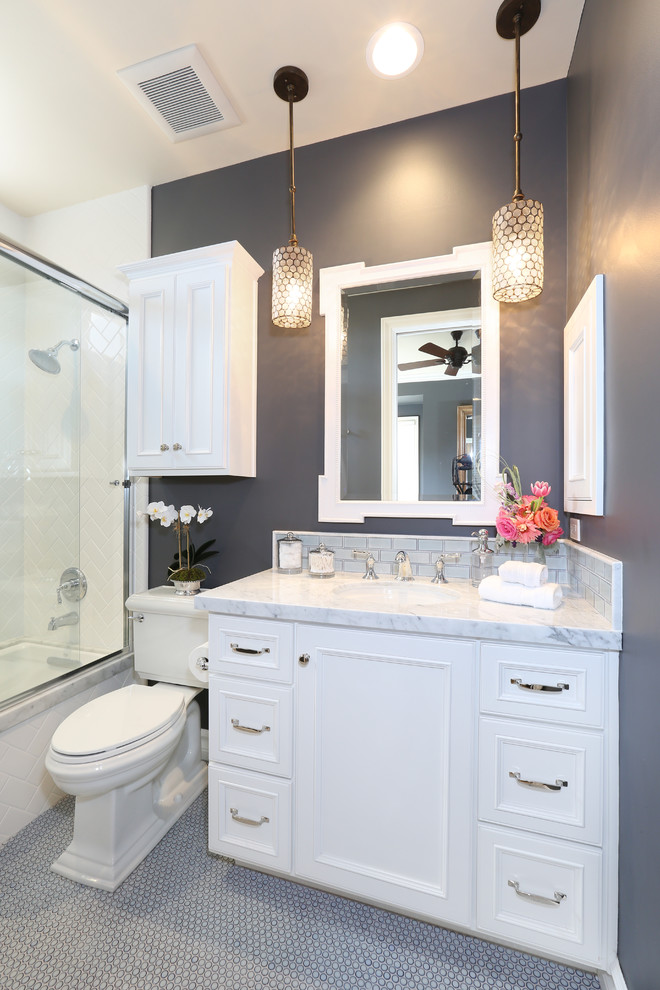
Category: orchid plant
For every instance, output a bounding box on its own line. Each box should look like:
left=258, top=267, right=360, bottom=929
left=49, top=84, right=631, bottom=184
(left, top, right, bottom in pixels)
left=494, top=464, right=563, bottom=550
left=145, top=501, right=218, bottom=584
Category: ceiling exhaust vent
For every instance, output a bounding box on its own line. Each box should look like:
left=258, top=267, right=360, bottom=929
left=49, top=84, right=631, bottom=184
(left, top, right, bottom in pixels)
left=118, top=44, right=240, bottom=142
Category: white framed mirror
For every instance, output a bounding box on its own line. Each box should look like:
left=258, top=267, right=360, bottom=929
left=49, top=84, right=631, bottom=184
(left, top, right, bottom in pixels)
left=318, top=242, right=500, bottom=524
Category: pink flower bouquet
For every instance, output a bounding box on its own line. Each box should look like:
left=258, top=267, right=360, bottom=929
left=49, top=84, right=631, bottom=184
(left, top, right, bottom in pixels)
left=495, top=465, right=563, bottom=549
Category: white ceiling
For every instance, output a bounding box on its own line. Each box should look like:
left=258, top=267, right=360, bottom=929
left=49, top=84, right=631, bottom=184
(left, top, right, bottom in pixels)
left=2, top=0, right=585, bottom=218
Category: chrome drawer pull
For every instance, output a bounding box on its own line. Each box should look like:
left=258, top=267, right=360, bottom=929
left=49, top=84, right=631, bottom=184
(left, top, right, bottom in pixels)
left=230, top=808, right=269, bottom=827
left=231, top=718, right=271, bottom=734
left=230, top=643, right=271, bottom=656
left=508, top=879, right=566, bottom=905
left=509, top=771, right=568, bottom=791
left=511, top=678, right=570, bottom=693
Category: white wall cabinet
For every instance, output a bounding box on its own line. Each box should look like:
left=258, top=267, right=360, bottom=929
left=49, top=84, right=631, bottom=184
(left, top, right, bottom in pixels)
left=121, top=241, right=263, bottom=476
left=207, top=612, right=618, bottom=972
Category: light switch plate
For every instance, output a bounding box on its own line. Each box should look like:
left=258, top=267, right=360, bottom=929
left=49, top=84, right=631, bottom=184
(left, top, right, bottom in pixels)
left=569, top=517, right=581, bottom=541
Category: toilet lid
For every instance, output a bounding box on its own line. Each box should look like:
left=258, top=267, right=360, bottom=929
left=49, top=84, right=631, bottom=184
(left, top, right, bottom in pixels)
left=51, top=685, right=185, bottom=758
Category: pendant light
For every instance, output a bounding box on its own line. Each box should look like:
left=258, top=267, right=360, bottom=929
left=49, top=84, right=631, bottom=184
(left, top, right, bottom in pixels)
left=492, top=0, right=543, bottom=303
left=272, top=66, right=313, bottom=329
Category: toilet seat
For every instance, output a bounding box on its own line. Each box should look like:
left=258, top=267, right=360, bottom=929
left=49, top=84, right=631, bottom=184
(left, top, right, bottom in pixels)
left=50, top=685, right=185, bottom=763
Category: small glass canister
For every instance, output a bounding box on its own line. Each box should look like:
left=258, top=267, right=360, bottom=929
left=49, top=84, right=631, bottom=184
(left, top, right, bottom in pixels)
left=277, top=532, right=303, bottom=574
left=308, top=542, right=335, bottom=578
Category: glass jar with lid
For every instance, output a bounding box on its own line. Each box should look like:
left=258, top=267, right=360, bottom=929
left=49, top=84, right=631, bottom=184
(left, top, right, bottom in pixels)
left=308, top=542, right=335, bottom=578
left=277, top=532, right=303, bottom=574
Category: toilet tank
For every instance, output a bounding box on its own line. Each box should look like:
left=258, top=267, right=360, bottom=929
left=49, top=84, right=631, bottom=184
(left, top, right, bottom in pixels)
left=126, top=587, right=208, bottom=687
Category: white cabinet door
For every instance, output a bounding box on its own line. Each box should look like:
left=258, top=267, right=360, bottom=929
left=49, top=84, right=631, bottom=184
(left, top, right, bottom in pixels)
left=171, top=264, right=227, bottom=472
left=126, top=273, right=175, bottom=471
left=295, top=624, right=476, bottom=927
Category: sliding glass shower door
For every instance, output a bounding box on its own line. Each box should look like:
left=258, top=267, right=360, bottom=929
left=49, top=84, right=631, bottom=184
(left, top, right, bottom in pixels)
left=0, top=250, right=128, bottom=707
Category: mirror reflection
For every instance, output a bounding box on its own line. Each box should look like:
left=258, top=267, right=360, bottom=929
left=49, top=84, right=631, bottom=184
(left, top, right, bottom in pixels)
left=340, top=272, right=482, bottom=503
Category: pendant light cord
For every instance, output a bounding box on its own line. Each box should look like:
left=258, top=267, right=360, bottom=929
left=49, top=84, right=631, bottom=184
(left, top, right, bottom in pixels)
left=288, top=90, right=298, bottom=246
left=513, top=11, right=523, bottom=202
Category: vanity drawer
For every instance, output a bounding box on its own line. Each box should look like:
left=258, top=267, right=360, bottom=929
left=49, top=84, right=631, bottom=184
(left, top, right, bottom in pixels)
left=480, top=643, right=605, bottom=727
left=209, top=615, right=294, bottom=683
left=209, top=676, right=293, bottom=776
left=478, top=718, right=603, bottom=844
left=476, top=825, right=603, bottom=966
left=208, top=766, right=292, bottom=873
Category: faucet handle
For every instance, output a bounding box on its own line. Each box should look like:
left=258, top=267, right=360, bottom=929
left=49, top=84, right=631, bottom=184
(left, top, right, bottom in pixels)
left=432, top=553, right=460, bottom=584
left=352, top=548, right=379, bottom=580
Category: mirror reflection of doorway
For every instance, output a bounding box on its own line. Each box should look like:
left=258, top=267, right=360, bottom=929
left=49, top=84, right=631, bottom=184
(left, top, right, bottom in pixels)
left=457, top=404, right=473, bottom=460
left=396, top=415, right=420, bottom=501
left=455, top=404, right=473, bottom=500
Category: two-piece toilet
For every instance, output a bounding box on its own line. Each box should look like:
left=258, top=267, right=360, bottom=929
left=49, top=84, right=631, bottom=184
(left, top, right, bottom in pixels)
left=45, top=587, right=208, bottom=891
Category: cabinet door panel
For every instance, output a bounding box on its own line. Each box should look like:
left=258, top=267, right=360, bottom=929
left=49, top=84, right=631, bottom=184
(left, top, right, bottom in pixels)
left=295, top=625, right=475, bottom=926
left=126, top=278, right=173, bottom=468
left=173, top=266, right=227, bottom=469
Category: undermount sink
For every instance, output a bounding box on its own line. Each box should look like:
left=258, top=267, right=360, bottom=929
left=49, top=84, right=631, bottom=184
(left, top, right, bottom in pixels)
left=332, top=580, right=459, bottom=605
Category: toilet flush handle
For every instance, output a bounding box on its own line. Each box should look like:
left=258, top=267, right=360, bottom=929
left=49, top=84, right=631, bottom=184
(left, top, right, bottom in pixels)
left=128, top=613, right=144, bottom=623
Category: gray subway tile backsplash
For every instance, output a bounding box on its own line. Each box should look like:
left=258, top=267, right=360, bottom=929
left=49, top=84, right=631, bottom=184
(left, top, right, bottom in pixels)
left=272, top=531, right=621, bottom=628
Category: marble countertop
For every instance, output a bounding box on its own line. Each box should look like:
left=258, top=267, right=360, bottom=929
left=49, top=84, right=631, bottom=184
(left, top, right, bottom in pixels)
left=195, top=569, right=621, bottom=651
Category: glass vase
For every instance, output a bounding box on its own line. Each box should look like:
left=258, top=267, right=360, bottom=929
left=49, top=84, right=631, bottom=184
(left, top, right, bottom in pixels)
left=529, top=541, right=546, bottom=566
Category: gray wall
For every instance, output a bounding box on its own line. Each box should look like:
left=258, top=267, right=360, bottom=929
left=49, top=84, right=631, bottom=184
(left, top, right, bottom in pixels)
left=567, top=2, right=660, bottom=986
left=149, top=81, right=567, bottom=587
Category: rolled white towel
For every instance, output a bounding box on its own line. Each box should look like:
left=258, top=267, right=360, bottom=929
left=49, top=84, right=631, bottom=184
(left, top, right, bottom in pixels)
left=498, top=560, right=548, bottom=587
left=479, top=574, right=563, bottom=610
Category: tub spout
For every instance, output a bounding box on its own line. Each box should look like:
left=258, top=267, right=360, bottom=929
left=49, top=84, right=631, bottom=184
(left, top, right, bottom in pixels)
left=48, top=611, right=79, bottom=631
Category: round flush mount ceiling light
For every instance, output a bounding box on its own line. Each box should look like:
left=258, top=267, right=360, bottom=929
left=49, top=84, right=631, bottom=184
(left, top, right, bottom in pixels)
left=366, top=22, right=424, bottom=79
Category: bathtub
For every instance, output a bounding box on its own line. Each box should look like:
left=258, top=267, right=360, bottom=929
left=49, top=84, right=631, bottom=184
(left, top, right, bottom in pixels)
left=0, top=641, right=101, bottom=709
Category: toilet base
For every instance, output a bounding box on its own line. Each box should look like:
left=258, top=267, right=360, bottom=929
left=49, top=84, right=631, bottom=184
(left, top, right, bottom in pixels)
left=51, top=700, right=207, bottom=892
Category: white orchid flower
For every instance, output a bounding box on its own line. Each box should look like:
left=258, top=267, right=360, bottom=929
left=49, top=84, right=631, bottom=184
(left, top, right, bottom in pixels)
left=197, top=506, right=213, bottom=523
left=179, top=504, right=197, bottom=524
left=146, top=500, right=167, bottom=521
left=158, top=504, right=178, bottom=527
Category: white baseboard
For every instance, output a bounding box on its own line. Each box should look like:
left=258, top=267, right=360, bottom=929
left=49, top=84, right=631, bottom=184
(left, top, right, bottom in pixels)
left=598, top=960, right=627, bottom=990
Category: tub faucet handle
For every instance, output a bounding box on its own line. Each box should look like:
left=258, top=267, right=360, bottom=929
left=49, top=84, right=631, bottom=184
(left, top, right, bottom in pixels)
left=56, top=567, right=87, bottom=605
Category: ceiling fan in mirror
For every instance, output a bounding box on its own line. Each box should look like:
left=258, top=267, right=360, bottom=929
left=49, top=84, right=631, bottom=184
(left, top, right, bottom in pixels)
left=398, top=329, right=481, bottom=377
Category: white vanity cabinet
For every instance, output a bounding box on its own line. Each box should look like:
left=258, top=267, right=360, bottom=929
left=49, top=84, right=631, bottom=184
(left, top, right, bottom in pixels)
left=203, top=594, right=618, bottom=973
left=121, top=241, right=263, bottom=477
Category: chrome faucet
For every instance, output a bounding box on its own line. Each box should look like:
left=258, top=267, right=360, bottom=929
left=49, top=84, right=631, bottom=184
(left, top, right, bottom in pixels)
left=394, top=550, right=414, bottom=582
left=48, top=611, right=79, bottom=631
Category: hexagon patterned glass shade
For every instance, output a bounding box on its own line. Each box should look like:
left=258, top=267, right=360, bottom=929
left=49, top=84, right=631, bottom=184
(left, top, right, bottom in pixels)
left=272, top=244, right=313, bottom=329
left=491, top=198, right=544, bottom=303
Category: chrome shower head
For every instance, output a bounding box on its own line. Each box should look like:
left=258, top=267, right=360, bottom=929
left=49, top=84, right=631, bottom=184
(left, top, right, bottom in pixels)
left=28, top=339, right=79, bottom=375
